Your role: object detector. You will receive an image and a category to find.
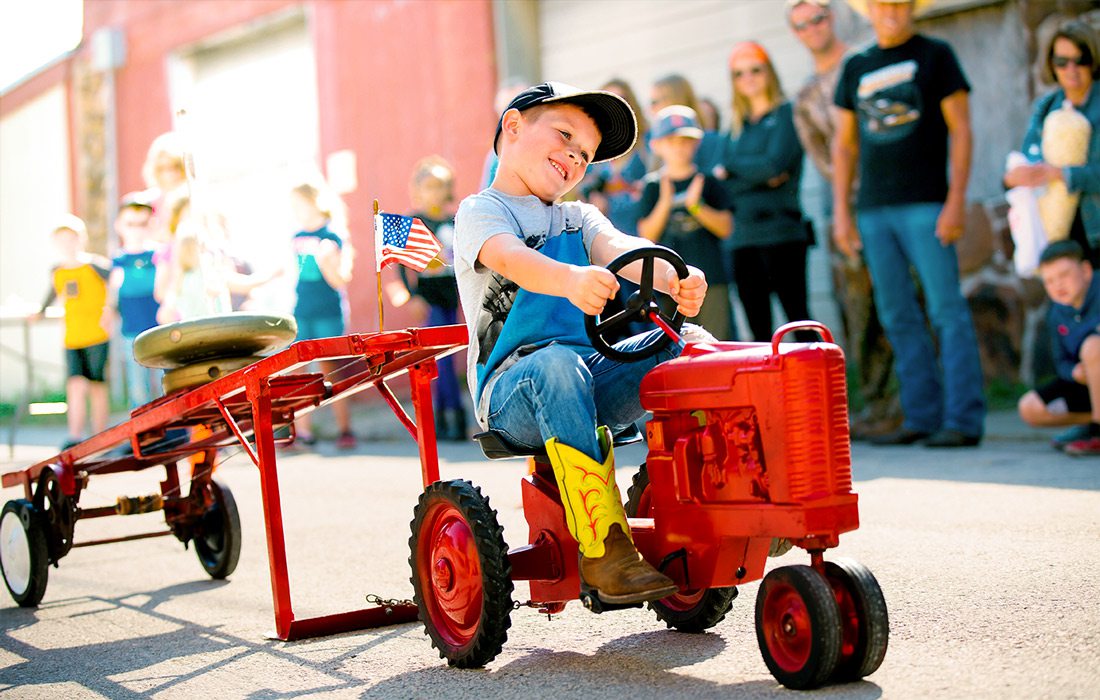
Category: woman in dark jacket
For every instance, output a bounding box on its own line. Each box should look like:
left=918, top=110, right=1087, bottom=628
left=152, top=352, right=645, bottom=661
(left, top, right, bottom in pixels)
left=719, top=41, right=812, bottom=341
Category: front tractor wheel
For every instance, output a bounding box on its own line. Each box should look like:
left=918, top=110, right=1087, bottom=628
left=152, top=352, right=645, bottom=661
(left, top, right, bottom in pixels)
left=409, top=480, right=513, bottom=668
left=755, top=564, right=842, bottom=690
left=824, top=558, right=889, bottom=683
left=625, top=465, right=737, bottom=632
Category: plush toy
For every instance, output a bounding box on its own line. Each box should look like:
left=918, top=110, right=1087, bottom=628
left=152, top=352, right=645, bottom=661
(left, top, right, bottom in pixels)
left=1039, top=100, right=1092, bottom=241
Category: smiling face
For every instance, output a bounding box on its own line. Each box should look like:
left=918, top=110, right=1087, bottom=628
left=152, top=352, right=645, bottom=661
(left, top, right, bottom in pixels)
left=497, top=102, right=601, bottom=203
left=1052, top=36, right=1094, bottom=97
left=868, top=0, right=915, bottom=49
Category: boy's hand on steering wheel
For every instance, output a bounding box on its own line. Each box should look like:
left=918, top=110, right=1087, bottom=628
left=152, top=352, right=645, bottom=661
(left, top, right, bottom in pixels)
left=567, top=264, right=620, bottom=316
left=667, top=266, right=707, bottom=317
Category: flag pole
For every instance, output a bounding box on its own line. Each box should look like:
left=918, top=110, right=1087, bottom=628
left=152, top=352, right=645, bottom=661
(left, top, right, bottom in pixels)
left=374, top=199, right=383, bottom=332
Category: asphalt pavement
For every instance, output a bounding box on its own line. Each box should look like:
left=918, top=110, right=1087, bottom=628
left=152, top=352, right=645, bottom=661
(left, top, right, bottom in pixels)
left=0, top=406, right=1097, bottom=699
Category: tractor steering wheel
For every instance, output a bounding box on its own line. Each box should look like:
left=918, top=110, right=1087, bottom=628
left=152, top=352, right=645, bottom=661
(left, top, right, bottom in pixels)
left=584, top=245, right=689, bottom=363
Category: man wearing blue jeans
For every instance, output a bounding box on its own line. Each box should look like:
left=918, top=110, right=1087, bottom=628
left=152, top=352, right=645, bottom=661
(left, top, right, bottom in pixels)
left=831, top=0, right=985, bottom=447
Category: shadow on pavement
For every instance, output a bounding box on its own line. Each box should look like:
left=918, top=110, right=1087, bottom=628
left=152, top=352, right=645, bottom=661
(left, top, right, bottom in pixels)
left=0, top=580, right=415, bottom=697
left=361, top=628, right=883, bottom=699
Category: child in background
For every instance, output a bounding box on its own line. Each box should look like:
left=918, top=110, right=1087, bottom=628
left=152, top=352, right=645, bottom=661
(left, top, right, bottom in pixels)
left=580, top=78, right=651, bottom=236
left=32, top=215, right=112, bottom=449
left=141, top=132, right=188, bottom=244
left=638, top=106, right=733, bottom=340
left=155, top=196, right=231, bottom=322
left=650, top=74, right=724, bottom=173
left=110, top=192, right=161, bottom=409
left=400, top=156, right=467, bottom=441
left=1018, top=241, right=1100, bottom=455
left=290, top=180, right=356, bottom=449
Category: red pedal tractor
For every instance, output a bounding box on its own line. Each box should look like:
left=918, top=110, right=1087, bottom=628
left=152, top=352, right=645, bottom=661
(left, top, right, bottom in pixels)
left=407, top=248, right=888, bottom=690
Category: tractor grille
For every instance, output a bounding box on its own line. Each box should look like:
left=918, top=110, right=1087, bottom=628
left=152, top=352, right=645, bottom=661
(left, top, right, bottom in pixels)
left=782, top=352, right=852, bottom=501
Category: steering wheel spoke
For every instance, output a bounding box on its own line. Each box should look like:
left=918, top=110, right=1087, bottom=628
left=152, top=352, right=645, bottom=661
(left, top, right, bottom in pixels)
left=584, top=246, right=689, bottom=363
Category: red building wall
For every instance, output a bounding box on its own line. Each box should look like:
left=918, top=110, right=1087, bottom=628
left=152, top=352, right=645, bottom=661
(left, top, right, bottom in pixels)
left=77, top=0, right=496, bottom=331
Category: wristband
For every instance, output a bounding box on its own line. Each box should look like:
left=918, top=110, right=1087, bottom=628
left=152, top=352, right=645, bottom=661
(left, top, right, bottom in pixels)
left=687, top=202, right=701, bottom=216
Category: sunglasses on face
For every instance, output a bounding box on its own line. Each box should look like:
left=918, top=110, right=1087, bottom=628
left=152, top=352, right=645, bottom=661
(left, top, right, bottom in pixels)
left=733, top=66, right=765, bottom=80
left=792, top=12, right=829, bottom=32
left=1053, top=54, right=1092, bottom=69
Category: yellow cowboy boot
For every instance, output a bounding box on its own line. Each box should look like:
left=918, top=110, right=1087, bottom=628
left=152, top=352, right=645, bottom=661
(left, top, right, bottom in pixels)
left=545, top=426, right=677, bottom=604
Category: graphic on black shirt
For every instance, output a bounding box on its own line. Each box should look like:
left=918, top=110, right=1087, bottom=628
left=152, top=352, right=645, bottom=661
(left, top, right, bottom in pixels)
left=475, top=232, right=545, bottom=365
left=856, top=59, right=921, bottom=143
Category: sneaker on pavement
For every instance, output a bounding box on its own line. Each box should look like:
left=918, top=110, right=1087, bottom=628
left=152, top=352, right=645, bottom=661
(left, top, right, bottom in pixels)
left=335, top=431, right=357, bottom=450
left=869, top=428, right=931, bottom=446
left=1064, top=436, right=1100, bottom=456
left=923, top=429, right=981, bottom=448
left=1052, top=424, right=1093, bottom=452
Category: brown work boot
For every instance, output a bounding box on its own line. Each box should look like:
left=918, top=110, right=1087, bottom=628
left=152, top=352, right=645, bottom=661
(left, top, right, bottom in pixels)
left=579, top=524, right=678, bottom=604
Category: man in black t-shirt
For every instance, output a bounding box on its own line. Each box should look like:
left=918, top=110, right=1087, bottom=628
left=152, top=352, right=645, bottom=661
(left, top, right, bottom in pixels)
left=832, top=0, right=985, bottom=448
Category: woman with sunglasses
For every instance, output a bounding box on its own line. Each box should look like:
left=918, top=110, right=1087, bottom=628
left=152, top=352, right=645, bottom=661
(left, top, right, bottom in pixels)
left=1005, top=20, right=1100, bottom=266
left=717, top=41, right=812, bottom=342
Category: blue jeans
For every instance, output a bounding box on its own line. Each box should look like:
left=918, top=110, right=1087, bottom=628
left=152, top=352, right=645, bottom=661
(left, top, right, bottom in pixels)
left=857, top=202, right=986, bottom=436
left=428, top=305, right=463, bottom=411
left=487, top=330, right=678, bottom=461
left=121, top=335, right=159, bottom=409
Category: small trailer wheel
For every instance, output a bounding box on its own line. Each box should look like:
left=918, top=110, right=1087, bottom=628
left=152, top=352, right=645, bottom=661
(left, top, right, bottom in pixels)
left=625, top=464, right=737, bottom=632
left=409, top=480, right=513, bottom=668
left=193, top=480, right=241, bottom=579
left=755, top=564, right=842, bottom=690
left=0, top=500, right=50, bottom=607
left=824, top=558, right=889, bottom=683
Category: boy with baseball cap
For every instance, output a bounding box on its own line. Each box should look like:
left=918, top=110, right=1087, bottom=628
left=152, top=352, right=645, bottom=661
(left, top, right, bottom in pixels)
left=638, top=105, right=733, bottom=340
left=454, top=82, right=709, bottom=603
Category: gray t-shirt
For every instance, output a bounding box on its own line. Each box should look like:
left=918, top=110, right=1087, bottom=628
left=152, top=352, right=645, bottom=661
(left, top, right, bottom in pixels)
left=454, top=189, right=613, bottom=427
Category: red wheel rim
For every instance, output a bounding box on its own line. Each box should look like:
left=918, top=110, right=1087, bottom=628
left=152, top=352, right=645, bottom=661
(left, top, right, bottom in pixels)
left=829, top=574, right=861, bottom=666
left=660, top=587, right=705, bottom=611
left=760, top=581, right=814, bottom=672
left=417, top=501, right=483, bottom=648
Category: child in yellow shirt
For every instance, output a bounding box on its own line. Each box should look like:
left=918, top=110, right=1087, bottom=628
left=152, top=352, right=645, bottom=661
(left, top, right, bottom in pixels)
left=33, top=215, right=112, bottom=449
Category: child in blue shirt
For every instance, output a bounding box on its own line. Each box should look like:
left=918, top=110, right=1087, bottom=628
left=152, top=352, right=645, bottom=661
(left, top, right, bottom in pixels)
left=454, top=83, right=709, bottom=604
left=110, top=192, right=161, bottom=408
left=1018, top=240, right=1100, bottom=455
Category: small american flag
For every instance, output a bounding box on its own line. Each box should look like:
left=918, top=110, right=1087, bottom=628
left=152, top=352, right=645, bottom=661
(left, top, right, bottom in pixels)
left=374, top=212, right=443, bottom=272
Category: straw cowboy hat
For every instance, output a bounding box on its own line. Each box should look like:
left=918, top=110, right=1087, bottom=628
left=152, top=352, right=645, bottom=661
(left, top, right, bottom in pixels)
left=847, top=0, right=932, bottom=17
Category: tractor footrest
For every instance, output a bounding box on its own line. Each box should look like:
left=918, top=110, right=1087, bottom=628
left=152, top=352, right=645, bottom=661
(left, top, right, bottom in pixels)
left=578, top=588, right=644, bottom=614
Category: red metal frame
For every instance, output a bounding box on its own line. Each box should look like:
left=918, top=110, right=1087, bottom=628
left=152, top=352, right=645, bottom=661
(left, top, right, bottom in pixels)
left=1, top=324, right=468, bottom=641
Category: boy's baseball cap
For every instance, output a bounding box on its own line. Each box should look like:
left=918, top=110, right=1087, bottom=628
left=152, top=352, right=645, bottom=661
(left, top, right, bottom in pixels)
left=493, top=81, right=637, bottom=164
left=650, top=105, right=704, bottom=140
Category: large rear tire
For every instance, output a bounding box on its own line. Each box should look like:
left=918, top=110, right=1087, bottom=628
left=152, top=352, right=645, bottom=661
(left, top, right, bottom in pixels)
left=409, top=480, right=513, bottom=668
left=625, top=464, right=737, bottom=632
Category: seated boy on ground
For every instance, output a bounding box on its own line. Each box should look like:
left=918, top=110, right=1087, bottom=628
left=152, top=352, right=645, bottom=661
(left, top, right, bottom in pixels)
left=1018, top=240, right=1100, bottom=455
left=454, top=82, right=710, bottom=603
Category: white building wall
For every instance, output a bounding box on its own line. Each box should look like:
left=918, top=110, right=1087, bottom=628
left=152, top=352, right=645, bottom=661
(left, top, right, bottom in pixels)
left=0, top=85, right=71, bottom=401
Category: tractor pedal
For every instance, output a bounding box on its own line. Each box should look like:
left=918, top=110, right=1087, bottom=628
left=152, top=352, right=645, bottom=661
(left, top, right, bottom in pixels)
left=116, top=494, right=164, bottom=515
left=578, top=588, right=644, bottom=614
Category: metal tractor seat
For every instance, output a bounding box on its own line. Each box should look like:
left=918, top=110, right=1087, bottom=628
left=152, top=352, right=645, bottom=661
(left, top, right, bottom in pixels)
left=473, top=423, right=644, bottom=460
